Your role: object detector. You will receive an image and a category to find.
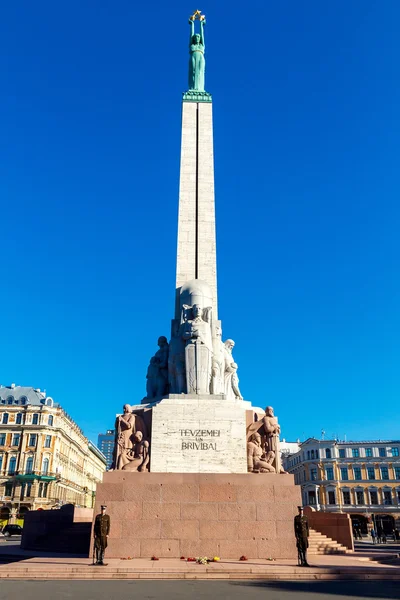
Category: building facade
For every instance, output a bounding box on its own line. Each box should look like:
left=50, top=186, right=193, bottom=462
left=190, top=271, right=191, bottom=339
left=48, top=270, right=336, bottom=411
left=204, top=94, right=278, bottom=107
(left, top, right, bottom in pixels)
left=97, top=430, right=115, bottom=470
left=0, top=385, right=106, bottom=528
left=283, top=438, right=400, bottom=534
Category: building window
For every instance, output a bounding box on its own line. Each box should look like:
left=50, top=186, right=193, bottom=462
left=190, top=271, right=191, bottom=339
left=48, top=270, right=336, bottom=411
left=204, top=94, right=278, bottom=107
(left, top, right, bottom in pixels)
left=26, top=456, right=34, bottom=474
left=44, top=435, right=51, bottom=448
left=20, top=483, right=26, bottom=501
left=352, top=448, right=359, bottom=458
left=328, top=491, right=336, bottom=505
left=326, top=467, right=334, bottom=481
left=342, top=491, right=351, bottom=505
left=310, top=468, right=317, bottom=481
left=379, top=447, right=386, bottom=457
left=340, top=468, right=349, bottom=481
left=339, top=449, right=345, bottom=458
left=11, top=434, right=20, bottom=447
left=32, top=414, right=39, bottom=425
left=325, top=448, right=332, bottom=459
left=307, top=450, right=310, bottom=460
left=308, top=491, right=316, bottom=505
left=381, top=467, right=389, bottom=480
left=311, top=450, right=315, bottom=459
left=38, top=482, right=49, bottom=498
left=2, top=413, right=9, bottom=425
left=28, top=434, right=37, bottom=447
left=354, top=467, right=362, bottom=481
left=42, top=458, right=49, bottom=475
left=392, top=448, right=399, bottom=457
left=367, top=467, right=375, bottom=480
left=26, top=483, right=32, bottom=498
left=383, top=491, right=392, bottom=505
left=7, top=397, right=14, bottom=405
left=16, top=413, right=22, bottom=425
left=8, top=456, right=17, bottom=475
left=48, top=415, right=54, bottom=426
left=395, top=467, right=400, bottom=480
left=397, top=490, right=400, bottom=504
left=365, top=448, right=372, bottom=457
left=5, top=483, right=13, bottom=497
left=0, top=455, right=3, bottom=471
left=0, top=434, right=5, bottom=446
left=370, top=490, right=378, bottom=505
left=20, top=397, right=27, bottom=405
left=356, top=491, right=364, bottom=505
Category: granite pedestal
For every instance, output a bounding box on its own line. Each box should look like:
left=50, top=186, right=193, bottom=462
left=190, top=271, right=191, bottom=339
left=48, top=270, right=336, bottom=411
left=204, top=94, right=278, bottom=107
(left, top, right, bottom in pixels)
left=92, top=472, right=301, bottom=559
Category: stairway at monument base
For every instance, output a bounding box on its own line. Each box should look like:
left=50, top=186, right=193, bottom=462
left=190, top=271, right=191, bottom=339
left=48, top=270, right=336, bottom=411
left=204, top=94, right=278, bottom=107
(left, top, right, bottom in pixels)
left=92, top=472, right=301, bottom=559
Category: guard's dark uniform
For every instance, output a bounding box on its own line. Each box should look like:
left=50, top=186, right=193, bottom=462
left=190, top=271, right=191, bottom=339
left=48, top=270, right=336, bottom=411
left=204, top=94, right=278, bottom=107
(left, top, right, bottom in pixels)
left=94, top=511, right=110, bottom=565
left=294, top=513, right=309, bottom=566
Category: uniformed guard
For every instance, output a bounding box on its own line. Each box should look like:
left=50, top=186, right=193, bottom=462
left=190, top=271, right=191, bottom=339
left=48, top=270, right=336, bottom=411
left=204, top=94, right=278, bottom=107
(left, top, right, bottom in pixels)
left=93, top=504, right=111, bottom=565
left=294, top=506, right=309, bottom=567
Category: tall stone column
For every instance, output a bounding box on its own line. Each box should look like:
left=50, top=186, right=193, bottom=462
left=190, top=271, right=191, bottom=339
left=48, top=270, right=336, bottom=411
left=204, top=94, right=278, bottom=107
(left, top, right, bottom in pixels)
left=175, top=98, right=218, bottom=319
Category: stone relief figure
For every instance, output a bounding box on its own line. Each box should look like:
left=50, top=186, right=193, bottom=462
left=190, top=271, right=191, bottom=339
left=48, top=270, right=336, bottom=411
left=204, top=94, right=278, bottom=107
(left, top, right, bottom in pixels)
left=146, top=336, right=169, bottom=399
left=247, top=432, right=276, bottom=473
left=188, top=13, right=206, bottom=91
left=211, top=324, right=224, bottom=394
left=122, top=431, right=150, bottom=472
left=223, top=339, right=243, bottom=400
left=168, top=320, right=186, bottom=394
left=181, top=303, right=213, bottom=394
left=111, top=405, right=147, bottom=471
left=262, top=406, right=287, bottom=474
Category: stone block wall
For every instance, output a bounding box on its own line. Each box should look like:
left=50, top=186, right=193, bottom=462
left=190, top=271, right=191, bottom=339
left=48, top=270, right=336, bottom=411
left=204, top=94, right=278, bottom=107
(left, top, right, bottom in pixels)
left=92, top=472, right=301, bottom=559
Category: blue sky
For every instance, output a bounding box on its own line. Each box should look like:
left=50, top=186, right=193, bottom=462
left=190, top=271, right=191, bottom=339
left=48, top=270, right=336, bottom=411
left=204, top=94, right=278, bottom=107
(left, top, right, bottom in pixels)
left=1, top=1, right=399, bottom=445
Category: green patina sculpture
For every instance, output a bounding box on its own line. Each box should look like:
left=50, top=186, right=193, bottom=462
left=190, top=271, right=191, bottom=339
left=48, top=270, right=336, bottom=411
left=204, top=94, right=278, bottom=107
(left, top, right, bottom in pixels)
left=188, top=11, right=206, bottom=92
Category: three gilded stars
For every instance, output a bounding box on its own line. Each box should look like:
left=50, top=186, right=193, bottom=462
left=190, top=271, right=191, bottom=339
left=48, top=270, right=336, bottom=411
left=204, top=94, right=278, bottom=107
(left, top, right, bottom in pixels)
left=189, top=9, right=205, bottom=21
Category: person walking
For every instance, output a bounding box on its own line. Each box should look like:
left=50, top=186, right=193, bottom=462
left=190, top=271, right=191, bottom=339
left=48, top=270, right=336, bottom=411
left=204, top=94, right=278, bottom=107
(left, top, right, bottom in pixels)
left=93, top=505, right=110, bottom=566
left=371, top=528, right=376, bottom=544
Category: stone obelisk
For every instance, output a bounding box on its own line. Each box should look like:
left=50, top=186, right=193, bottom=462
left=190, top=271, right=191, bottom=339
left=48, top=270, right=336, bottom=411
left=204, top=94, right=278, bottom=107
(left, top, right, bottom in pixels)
left=175, top=93, right=217, bottom=318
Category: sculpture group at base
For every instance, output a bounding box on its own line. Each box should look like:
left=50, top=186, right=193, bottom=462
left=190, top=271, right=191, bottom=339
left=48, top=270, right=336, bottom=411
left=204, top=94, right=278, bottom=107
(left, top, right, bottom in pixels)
left=111, top=404, right=150, bottom=472
left=247, top=406, right=288, bottom=475
left=144, top=280, right=243, bottom=400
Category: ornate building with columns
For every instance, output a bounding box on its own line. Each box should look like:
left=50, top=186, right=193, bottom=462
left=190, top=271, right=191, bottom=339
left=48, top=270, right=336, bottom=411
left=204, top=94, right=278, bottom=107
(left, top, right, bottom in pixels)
left=0, top=384, right=106, bottom=528
left=283, top=437, right=400, bottom=534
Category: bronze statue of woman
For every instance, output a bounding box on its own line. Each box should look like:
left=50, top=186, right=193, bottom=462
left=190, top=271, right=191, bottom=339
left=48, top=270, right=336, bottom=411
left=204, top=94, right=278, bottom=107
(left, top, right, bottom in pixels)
left=188, top=16, right=206, bottom=91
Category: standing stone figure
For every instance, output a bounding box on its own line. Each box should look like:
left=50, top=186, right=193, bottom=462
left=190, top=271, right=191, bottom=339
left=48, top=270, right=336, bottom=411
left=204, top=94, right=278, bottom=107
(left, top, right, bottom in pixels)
left=188, top=14, right=206, bottom=91
left=181, top=304, right=213, bottom=394
left=211, top=324, right=224, bottom=394
left=262, top=406, right=288, bottom=474
left=146, top=336, right=169, bottom=399
left=111, top=405, right=147, bottom=470
left=223, top=339, right=243, bottom=400
left=247, top=433, right=276, bottom=473
left=294, top=506, right=310, bottom=567
left=93, top=505, right=110, bottom=566
left=122, top=431, right=150, bottom=472
left=168, top=320, right=186, bottom=394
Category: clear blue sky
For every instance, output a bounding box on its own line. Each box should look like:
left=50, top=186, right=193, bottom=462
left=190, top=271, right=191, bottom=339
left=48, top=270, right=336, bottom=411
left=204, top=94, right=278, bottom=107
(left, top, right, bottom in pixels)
left=1, top=1, right=399, bottom=445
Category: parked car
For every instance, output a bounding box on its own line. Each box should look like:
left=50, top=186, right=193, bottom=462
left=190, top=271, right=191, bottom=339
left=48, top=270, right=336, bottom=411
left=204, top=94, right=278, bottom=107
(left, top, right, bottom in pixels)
left=1, top=524, right=23, bottom=538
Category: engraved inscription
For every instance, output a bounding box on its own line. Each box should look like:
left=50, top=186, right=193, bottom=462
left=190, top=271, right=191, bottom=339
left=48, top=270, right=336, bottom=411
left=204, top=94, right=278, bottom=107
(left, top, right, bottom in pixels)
left=180, top=429, right=221, bottom=451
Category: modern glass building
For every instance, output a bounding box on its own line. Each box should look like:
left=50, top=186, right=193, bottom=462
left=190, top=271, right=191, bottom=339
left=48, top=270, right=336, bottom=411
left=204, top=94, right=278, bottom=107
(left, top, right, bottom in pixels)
left=97, top=430, right=115, bottom=470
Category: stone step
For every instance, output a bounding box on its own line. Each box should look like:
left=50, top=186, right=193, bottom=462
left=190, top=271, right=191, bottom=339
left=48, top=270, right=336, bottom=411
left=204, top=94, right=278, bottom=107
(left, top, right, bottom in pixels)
left=307, top=528, right=350, bottom=555
left=0, top=567, right=397, bottom=580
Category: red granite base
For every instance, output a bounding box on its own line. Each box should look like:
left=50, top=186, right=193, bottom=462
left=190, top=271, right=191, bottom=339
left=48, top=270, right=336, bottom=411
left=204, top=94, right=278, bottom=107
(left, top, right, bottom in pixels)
left=91, top=472, right=301, bottom=559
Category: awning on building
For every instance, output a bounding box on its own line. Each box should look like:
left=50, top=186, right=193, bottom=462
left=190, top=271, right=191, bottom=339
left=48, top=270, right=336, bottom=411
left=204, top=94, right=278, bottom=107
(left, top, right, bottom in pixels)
left=13, top=474, right=57, bottom=482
